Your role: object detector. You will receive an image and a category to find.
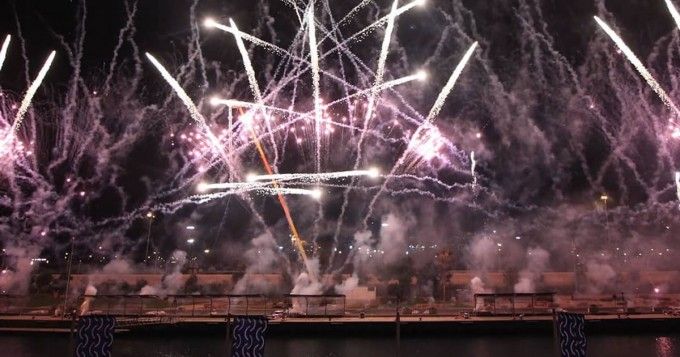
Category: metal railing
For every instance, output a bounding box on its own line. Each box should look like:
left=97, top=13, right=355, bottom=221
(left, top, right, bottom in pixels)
left=1, top=292, right=677, bottom=319
left=77, top=294, right=347, bottom=318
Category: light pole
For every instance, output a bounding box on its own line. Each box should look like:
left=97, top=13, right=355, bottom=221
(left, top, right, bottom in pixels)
left=600, top=194, right=610, bottom=252
left=62, top=237, right=75, bottom=318
left=144, top=212, right=155, bottom=264
left=496, top=242, right=503, bottom=271
left=185, top=225, right=198, bottom=272
left=186, top=237, right=197, bottom=274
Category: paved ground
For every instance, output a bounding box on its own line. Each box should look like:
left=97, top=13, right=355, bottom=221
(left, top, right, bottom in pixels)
left=1, top=313, right=678, bottom=323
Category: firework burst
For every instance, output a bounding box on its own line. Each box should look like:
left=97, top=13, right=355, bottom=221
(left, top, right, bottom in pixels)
left=147, top=1, right=479, bottom=279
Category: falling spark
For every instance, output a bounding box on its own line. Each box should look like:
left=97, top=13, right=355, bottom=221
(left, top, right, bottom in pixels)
left=229, top=19, right=264, bottom=104
left=205, top=19, right=290, bottom=57
left=212, top=98, right=311, bottom=124
left=320, top=72, right=427, bottom=109
left=195, top=184, right=320, bottom=198
left=266, top=187, right=322, bottom=199
left=308, top=4, right=323, bottom=173
left=198, top=181, right=262, bottom=192
left=12, top=51, right=56, bottom=132
left=471, top=151, right=477, bottom=186
left=331, top=0, right=400, bottom=246
left=675, top=171, right=680, bottom=206
left=594, top=16, right=680, bottom=118
left=665, top=0, right=680, bottom=30
left=361, top=42, right=478, bottom=227
left=365, top=0, right=398, bottom=123
left=337, top=0, right=426, bottom=49
left=145, top=53, right=227, bottom=160
left=212, top=70, right=425, bottom=129
left=426, top=42, right=478, bottom=122
left=226, top=19, right=280, bottom=155
left=146, top=53, right=206, bottom=125
left=0, top=35, right=10, bottom=73
left=247, top=169, right=380, bottom=183
left=337, top=0, right=375, bottom=26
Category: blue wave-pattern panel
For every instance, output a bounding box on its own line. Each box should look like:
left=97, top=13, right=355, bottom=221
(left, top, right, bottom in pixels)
left=556, top=312, right=587, bottom=357
left=232, top=316, right=268, bottom=357
left=75, top=315, right=116, bottom=357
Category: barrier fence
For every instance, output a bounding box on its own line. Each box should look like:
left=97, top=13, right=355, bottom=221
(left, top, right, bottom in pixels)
left=78, top=294, right=347, bottom=318
left=0, top=292, right=676, bottom=318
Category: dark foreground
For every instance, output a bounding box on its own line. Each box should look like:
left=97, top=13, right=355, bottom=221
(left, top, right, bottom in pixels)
left=2, top=314, right=680, bottom=335
left=0, top=315, right=679, bottom=356
left=1, top=332, right=679, bottom=357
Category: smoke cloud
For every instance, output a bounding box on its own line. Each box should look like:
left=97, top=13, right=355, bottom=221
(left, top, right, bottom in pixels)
left=514, top=247, right=550, bottom=293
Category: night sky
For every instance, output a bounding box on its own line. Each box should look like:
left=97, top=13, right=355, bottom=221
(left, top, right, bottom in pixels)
left=1, top=0, right=674, bottom=89
left=1, top=0, right=679, bottom=279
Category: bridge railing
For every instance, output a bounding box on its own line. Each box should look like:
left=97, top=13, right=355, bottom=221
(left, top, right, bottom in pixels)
left=77, top=294, right=347, bottom=318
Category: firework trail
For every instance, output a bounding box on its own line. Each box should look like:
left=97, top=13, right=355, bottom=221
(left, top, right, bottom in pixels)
left=326, top=0, right=426, bottom=52
left=197, top=181, right=263, bottom=192
left=0, top=35, right=10, bottom=73
left=178, top=186, right=320, bottom=208
left=210, top=98, right=308, bottom=122
left=264, top=187, right=322, bottom=198
left=594, top=16, right=680, bottom=118
left=206, top=101, right=317, bottom=280
left=316, top=72, right=426, bottom=109
left=335, top=0, right=374, bottom=27
left=145, top=53, right=205, bottom=126
left=227, top=18, right=280, bottom=164
left=236, top=103, right=317, bottom=280
left=676, top=171, right=680, bottom=206
left=280, top=0, right=303, bottom=24
left=11, top=51, right=56, bottom=133
left=199, top=184, right=321, bottom=198
left=205, top=19, right=290, bottom=57
left=471, top=151, right=477, bottom=186
left=665, top=0, right=680, bottom=30
left=330, top=0, right=400, bottom=255
left=247, top=169, right=380, bottom=183
left=211, top=98, right=363, bottom=132
left=210, top=70, right=424, bottom=125
left=228, top=19, right=265, bottom=110
left=198, top=170, right=377, bottom=193
left=365, top=0, right=398, bottom=123
left=362, top=42, right=479, bottom=226
left=145, top=52, right=229, bottom=163
left=427, top=42, right=478, bottom=122
left=104, top=1, right=138, bottom=96
left=203, top=16, right=422, bottom=112
left=308, top=4, right=323, bottom=174
left=5, top=0, right=680, bottom=300
left=307, top=2, right=326, bottom=246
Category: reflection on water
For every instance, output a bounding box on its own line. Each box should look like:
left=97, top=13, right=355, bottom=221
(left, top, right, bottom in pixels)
left=1, top=333, right=679, bottom=357
left=656, top=336, right=677, bottom=357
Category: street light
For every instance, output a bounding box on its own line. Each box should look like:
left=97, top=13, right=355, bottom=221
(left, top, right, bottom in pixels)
left=144, top=212, right=155, bottom=264
left=62, top=236, right=75, bottom=318
left=600, top=194, right=610, bottom=250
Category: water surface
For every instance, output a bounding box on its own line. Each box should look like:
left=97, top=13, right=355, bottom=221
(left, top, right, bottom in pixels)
left=1, top=333, right=678, bottom=356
